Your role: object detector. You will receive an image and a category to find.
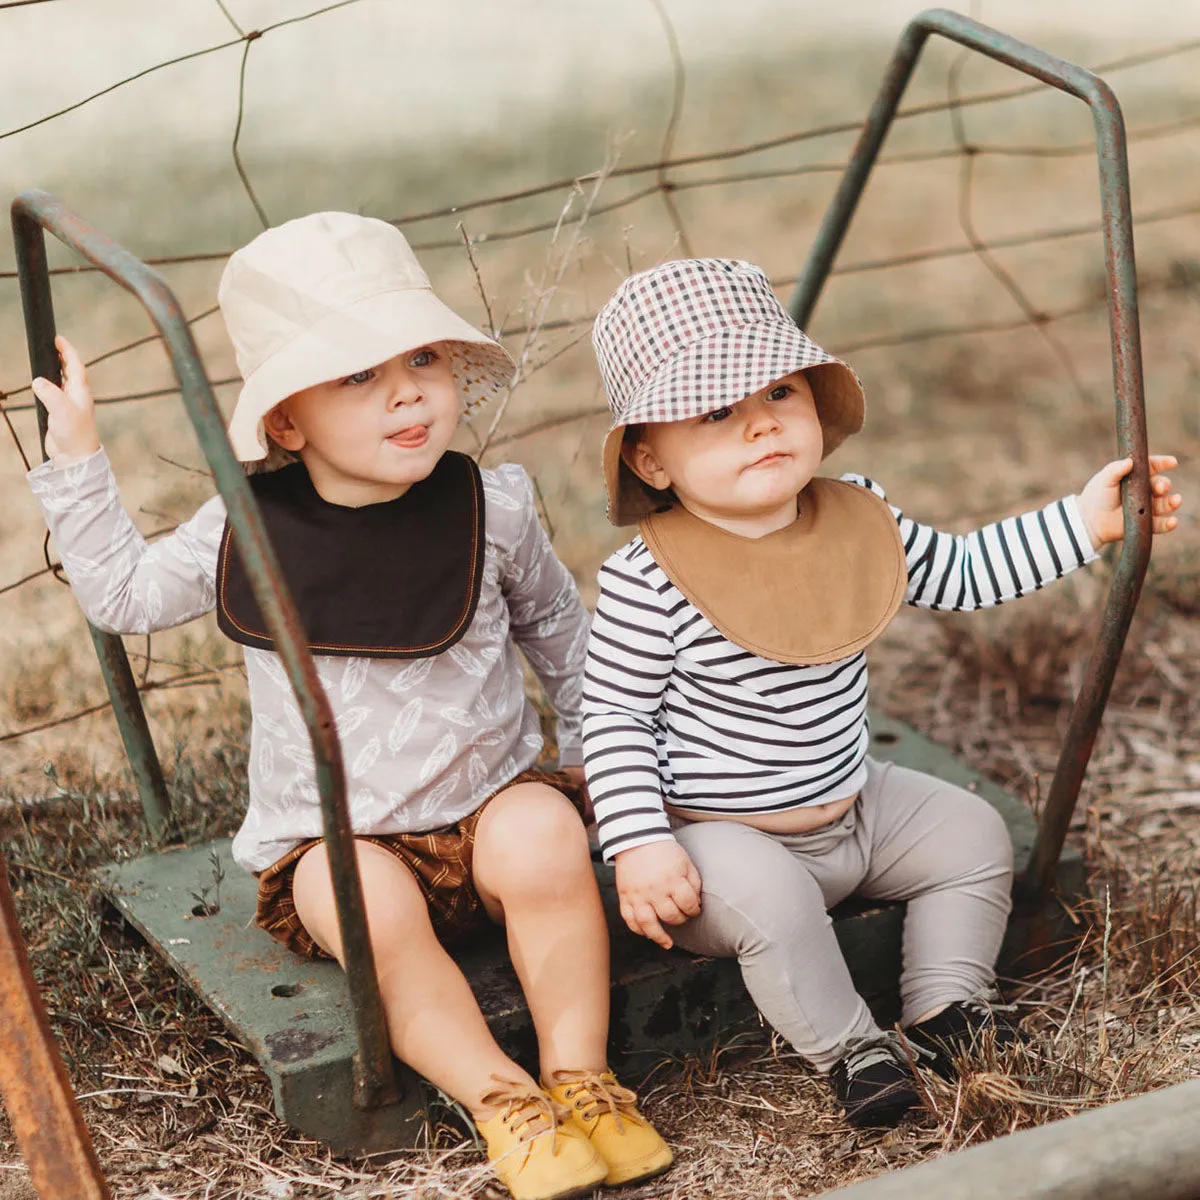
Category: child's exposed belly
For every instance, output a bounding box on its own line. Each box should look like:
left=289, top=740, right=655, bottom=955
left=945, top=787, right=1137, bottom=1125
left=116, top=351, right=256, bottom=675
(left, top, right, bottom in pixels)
left=665, top=791, right=858, bottom=833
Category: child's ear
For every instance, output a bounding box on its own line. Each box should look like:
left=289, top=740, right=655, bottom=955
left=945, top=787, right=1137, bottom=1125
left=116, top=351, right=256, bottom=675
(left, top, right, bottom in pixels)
left=621, top=438, right=671, bottom=491
left=261, top=402, right=306, bottom=452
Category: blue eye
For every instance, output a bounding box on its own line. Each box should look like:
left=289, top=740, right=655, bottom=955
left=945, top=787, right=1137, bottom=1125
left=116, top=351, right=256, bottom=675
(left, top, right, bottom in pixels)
left=702, top=406, right=732, bottom=424
left=409, top=347, right=438, bottom=368
left=343, top=369, right=374, bottom=386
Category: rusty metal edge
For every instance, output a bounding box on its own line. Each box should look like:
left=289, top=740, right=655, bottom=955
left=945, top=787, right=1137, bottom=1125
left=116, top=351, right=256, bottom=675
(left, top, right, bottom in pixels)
left=11, top=208, right=171, bottom=838
left=0, top=848, right=111, bottom=1199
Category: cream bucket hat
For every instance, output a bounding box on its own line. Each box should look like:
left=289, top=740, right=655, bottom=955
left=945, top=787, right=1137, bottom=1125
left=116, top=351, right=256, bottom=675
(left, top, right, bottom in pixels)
left=220, top=211, right=516, bottom=461
left=592, top=258, right=866, bottom=526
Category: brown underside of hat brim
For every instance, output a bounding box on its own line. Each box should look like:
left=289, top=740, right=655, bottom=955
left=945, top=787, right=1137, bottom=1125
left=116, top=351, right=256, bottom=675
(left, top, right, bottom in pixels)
left=603, top=425, right=675, bottom=527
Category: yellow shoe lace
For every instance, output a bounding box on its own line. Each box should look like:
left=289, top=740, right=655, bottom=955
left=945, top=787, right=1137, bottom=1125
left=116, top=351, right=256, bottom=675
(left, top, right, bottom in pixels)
left=480, top=1077, right=570, bottom=1157
left=549, top=1069, right=640, bottom=1133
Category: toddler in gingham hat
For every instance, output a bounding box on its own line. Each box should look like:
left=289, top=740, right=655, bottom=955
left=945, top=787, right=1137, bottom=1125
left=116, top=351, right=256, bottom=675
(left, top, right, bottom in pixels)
left=581, top=257, right=1182, bottom=1127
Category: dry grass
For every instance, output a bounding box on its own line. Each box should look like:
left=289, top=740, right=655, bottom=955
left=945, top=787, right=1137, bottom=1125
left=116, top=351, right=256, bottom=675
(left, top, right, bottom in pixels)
left=3, top=653, right=1200, bottom=1200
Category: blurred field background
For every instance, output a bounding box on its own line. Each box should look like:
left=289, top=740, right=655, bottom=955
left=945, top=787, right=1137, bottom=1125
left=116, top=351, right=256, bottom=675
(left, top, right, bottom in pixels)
left=0, top=1, right=1198, bottom=1197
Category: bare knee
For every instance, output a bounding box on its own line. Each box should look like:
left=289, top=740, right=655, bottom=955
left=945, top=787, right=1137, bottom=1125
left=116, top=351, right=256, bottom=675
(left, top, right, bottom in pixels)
left=292, top=840, right=436, bottom=962
left=474, top=783, right=592, bottom=900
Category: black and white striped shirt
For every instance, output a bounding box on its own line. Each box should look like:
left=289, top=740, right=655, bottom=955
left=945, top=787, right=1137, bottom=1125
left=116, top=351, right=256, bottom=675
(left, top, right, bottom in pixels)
left=581, top=475, right=1098, bottom=862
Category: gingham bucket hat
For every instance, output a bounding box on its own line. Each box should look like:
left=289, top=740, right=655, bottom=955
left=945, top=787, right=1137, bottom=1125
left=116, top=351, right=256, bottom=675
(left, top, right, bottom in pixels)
left=592, top=258, right=865, bottom=525
left=221, top=212, right=516, bottom=461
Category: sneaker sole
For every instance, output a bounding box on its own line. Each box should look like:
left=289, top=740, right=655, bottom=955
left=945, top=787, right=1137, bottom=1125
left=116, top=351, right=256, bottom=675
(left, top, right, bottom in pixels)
left=496, top=1156, right=608, bottom=1200
left=604, top=1155, right=675, bottom=1187
left=522, top=1178, right=606, bottom=1200
left=845, top=1091, right=922, bottom=1129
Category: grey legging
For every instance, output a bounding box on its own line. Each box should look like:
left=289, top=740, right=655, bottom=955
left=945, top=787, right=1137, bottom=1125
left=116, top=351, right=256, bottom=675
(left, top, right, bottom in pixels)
left=670, top=756, right=1014, bottom=1071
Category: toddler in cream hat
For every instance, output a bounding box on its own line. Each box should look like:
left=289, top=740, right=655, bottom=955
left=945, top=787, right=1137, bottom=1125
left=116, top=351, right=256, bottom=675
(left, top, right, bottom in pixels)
left=28, top=213, right=672, bottom=1199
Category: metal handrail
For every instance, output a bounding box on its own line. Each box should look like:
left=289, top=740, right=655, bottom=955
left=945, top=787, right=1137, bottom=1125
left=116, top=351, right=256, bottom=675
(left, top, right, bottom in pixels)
left=787, top=8, right=1152, bottom=904
left=11, top=191, right=399, bottom=1111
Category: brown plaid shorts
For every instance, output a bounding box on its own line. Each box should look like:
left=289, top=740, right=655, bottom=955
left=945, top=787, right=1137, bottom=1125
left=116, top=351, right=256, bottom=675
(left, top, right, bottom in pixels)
left=255, top=768, right=585, bottom=960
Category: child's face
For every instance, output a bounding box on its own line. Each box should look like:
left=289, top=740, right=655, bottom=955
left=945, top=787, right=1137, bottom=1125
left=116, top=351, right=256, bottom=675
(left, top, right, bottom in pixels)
left=624, top=371, right=823, bottom=537
left=262, top=343, right=460, bottom=507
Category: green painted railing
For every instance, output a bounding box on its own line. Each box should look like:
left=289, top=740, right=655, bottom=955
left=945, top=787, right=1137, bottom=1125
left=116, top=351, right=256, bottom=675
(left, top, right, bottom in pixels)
left=787, top=8, right=1151, bottom=905
left=11, top=191, right=399, bottom=1113
left=10, top=10, right=1151, bottom=1126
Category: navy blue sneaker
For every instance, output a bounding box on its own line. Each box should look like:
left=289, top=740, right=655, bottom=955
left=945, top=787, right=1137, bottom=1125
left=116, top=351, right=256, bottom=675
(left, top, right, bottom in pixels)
left=828, top=1034, right=923, bottom=1128
left=902, top=990, right=1023, bottom=1079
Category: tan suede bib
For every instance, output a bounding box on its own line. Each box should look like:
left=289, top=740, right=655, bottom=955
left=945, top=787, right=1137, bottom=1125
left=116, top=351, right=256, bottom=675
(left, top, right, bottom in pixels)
left=638, top=478, right=907, bottom=666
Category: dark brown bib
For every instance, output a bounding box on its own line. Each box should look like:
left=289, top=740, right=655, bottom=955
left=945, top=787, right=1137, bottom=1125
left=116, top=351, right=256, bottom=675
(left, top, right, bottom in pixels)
left=638, top=478, right=907, bottom=666
left=217, top=452, right=485, bottom=659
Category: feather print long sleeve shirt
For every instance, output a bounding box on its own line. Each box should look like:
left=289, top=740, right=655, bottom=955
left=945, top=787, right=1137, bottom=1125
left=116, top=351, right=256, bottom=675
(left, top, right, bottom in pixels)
left=29, top=449, right=588, bottom=873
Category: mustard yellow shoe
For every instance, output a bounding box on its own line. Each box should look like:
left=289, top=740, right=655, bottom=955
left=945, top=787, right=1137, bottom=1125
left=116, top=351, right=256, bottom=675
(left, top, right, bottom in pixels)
left=475, top=1079, right=608, bottom=1200
left=545, top=1070, right=674, bottom=1187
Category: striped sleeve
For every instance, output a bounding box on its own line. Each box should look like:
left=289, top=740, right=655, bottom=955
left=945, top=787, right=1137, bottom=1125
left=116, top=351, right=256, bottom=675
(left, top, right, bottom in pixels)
left=581, top=546, right=676, bottom=863
left=842, top=474, right=1101, bottom=612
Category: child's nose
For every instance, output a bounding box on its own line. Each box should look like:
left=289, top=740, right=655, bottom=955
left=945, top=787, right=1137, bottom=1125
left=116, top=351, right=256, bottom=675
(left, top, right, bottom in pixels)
left=744, top=399, right=781, bottom=437
left=387, top=369, right=423, bottom=408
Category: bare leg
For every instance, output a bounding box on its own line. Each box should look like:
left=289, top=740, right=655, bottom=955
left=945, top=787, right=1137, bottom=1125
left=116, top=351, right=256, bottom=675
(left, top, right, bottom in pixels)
left=472, top=783, right=610, bottom=1081
left=291, top=839, right=536, bottom=1118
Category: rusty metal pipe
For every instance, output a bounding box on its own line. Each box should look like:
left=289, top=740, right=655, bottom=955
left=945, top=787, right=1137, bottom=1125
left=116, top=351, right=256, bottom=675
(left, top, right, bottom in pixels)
left=787, top=8, right=1151, bottom=909
left=10, top=193, right=399, bottom=1110
left=0, top=849, right=111, bottom=1199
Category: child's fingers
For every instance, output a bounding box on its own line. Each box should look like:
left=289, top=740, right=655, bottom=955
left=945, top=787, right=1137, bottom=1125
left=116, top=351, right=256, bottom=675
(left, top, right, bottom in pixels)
left=1151, top=487, right=1182, bottom=510
left=1107, top=454, right=1178, bottom=480
left=1148, top=484, right=1182, bottom=534
left=619, top=898, right=672, bottom=949
left=30, top=376, right=66, bottom=410
left=1098, top=457, right=1134, bottom=485
left=632, top=903, right=673, bottom=950
left=1096, top=455, right=1180, bottom=497
left=56, top=336, right=91, bottom=404
left=653, top=895, right=688, bottom=927
left=671, top=874, right=702, bottom=918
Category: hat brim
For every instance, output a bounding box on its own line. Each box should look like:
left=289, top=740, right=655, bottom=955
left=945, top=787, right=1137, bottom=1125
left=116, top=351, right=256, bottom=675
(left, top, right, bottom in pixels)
left=603, top=355, right=865, bottom=526
left=227, top=286, right=516, bottom=461
left=602, top=424, right=676, bottom=527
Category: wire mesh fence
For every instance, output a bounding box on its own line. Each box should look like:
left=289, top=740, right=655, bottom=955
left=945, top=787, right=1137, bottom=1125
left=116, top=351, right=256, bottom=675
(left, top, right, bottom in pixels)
left=0, top=2, right=1196, bottom=767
